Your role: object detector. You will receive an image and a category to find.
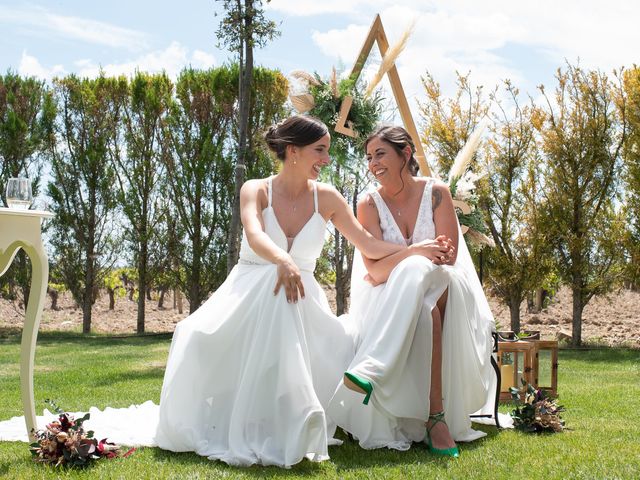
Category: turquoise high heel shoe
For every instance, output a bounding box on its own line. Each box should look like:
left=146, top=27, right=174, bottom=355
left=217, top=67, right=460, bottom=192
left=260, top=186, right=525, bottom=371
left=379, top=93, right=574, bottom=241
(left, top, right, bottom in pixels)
left=344, top=372, right=373, bottom=405
left=424, top=411, right=460, bottom=458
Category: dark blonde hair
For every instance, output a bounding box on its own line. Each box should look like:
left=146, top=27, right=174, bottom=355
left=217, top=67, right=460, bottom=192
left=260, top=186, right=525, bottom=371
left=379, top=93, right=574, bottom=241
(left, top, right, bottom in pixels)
left=364, top=125, right=420, bottom=176
left=264, top=115, right=329, bottom=161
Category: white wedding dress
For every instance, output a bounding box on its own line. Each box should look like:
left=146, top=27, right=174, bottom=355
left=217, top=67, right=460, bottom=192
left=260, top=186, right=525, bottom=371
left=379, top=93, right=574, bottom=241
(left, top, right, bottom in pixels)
left=328, top=178, right=497, bottom=450
left=0, top=179, right=354, bottom=468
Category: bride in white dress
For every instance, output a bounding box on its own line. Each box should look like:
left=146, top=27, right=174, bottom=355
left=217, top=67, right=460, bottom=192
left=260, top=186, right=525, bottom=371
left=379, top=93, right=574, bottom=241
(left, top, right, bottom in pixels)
left=328, top=126, right=495, bottom=456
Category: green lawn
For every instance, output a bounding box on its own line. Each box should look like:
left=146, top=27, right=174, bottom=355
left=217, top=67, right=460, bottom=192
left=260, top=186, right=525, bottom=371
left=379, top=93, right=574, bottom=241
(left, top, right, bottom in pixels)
left=0, top=331, right=638, bottom=479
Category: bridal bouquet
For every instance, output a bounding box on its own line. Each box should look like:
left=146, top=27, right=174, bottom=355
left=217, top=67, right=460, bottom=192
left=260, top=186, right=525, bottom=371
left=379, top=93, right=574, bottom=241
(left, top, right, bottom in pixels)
left=510, top=381, right=565, bottom=433
left=30, top=400, right=133, bottom=468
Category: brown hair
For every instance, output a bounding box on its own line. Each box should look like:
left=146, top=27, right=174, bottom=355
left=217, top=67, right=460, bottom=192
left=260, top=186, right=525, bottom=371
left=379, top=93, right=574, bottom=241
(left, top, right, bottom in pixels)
left=364, top=125, right=420, bottom=176
left=264, top=115, right=329, bottom=161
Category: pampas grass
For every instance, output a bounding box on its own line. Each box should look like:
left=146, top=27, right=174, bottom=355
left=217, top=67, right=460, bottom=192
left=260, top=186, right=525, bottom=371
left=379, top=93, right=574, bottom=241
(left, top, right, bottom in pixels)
left=290, top=94, right=315, bottom=113
left=465, top=228, right=496, bottom=248
left=330, top=67, right=339, bottom=98
left=363, top=20, right=415, bottom=99
left=289, top=70, right=321, bottom=86
left=448, top=117, right=489, bottom=183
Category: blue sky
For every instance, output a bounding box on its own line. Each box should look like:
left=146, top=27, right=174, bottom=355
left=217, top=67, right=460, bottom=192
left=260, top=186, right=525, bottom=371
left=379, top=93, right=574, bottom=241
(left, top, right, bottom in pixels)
left=1, top=0, right=638, bottom=120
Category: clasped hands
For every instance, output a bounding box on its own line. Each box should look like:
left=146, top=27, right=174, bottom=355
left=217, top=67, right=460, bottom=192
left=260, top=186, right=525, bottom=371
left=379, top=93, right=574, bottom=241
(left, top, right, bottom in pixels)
left=363, top=235, right=455, bottom=286
left=412, top=234, right=456, bottom=265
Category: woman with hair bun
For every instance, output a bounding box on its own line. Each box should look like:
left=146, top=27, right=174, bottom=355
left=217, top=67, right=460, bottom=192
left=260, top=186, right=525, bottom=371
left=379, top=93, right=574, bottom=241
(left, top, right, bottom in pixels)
left=328, top=125, right=495, bottom=457
left=155, top=116, right=454, bottom=467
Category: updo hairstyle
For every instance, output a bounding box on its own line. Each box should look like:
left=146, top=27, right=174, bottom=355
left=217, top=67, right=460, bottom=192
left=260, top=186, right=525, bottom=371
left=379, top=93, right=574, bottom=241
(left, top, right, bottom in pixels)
left=264, top=115, right=329, bottom=161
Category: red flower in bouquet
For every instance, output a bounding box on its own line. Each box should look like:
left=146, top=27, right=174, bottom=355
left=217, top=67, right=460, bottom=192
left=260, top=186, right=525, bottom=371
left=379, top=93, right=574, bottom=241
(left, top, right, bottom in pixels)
left=29, top=400, right=135, bottom=468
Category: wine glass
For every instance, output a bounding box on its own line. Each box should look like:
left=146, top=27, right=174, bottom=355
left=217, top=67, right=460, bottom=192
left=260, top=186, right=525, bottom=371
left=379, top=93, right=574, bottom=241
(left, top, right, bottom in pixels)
left=5, top=177, right=33, bottom=209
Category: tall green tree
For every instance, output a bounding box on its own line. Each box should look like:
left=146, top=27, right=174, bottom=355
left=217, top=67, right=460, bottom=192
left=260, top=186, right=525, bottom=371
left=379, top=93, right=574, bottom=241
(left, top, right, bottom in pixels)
left=482, top=81, right=552, bottom=331
left=419, top=71, right=488, bottom=177
left=622, top=67, right=640, bottom=289
left=113, top=72, right=173, bottom=333
left=216, top=0, right=280, bottom=273
left=162, top=67, right=236, bottom=312
left=537, top=64, right=627, bottom=346
left=48, top=74, right=127, bottom=333
left=0, top=72, right=55, bottom=305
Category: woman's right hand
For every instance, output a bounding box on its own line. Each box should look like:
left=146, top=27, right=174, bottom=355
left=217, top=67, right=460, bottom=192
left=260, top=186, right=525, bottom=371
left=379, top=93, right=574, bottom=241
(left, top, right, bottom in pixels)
left=411, top=235, right=455, bottom=264
left=274, top=254, right=305, bottom=303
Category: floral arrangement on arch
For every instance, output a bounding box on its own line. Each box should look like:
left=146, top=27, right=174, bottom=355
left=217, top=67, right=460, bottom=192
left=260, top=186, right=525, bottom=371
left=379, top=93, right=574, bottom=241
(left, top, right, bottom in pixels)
left=510, top=380, right=566, bottom=433
left=30, top=400, right=134, bottom=468
left=289, top=69, right=382, bottom=152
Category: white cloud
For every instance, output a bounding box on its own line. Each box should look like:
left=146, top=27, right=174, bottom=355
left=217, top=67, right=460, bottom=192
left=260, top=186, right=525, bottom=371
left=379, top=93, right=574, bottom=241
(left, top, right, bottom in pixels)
left=0, top=6, right=149, bottom=50
left=15, top=43, right=217, bottom=81
left=18, top=51, right=66, bottom=80
left=268, top=0, right=373, bottom=16
left=192, top=50, right=216, bottom=69
left=311, top=24, right=370, bottom=65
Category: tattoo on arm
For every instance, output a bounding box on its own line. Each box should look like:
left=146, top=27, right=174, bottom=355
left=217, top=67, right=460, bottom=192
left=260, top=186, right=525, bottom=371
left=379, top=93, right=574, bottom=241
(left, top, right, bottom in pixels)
left=432, top=188, right=442, bottom=211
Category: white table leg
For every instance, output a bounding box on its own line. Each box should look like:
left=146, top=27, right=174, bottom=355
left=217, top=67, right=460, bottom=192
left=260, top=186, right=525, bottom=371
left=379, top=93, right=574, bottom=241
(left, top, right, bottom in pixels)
left=20, top=237, right=48, bottom=442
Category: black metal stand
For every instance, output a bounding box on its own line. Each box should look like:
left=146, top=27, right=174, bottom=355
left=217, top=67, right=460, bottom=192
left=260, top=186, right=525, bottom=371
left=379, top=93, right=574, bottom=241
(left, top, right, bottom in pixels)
left=470, top=331, right=502, bottom=428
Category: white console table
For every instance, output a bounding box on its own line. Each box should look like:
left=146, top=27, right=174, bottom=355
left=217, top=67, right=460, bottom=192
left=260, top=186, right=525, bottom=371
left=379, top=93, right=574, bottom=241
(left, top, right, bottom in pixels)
left=0, top=208, right=53, bottom=441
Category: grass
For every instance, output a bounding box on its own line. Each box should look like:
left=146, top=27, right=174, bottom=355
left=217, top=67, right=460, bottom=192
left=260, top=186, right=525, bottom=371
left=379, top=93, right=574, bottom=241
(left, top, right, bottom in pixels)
left=0, top=331, right=638, bottom=479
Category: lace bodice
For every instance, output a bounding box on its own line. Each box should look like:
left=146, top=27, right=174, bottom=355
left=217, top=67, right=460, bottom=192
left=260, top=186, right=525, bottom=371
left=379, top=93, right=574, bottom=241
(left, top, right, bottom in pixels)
left=369, top=179, right=436, bottom=246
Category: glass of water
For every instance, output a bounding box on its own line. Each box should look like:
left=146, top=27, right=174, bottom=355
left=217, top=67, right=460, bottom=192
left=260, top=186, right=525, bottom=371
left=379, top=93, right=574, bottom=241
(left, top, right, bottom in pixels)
left=5, top=177, right=33, bottom=209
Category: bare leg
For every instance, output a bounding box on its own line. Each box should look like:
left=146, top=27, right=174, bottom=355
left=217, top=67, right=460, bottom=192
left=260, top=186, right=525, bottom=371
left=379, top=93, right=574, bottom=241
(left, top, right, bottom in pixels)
left=436, top=288, right=448, bottom=327
left=427, top=304, right=456, bottom=450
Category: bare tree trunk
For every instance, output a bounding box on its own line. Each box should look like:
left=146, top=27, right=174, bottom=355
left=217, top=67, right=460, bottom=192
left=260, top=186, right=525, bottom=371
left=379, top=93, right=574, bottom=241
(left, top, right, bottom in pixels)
left=509, top=293, right=521, bottom=333
left=17, top=252, right=31, bottom=310
left=47, top=287, right=59, bottom=311
left=189, top=199, right=203, bottom=313
left=533, top=288, right=544, bottom=313
left=137, top=239, right=148, bottom=334
left=226, top=0, right=254, bottom=273
left=175, top=288, right=183, bottom=314
left=158, top=288, right=166, bottom=309
left=334, top=233, right=346, bottom=315
left=82, top=252, right=94, bottom=334
left=108, top=288, right=116, bottom=310
left=571, top=279, right=583, bottom=347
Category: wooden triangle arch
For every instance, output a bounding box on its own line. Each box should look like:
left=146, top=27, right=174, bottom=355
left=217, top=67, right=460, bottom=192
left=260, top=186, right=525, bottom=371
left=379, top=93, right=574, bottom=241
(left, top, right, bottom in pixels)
left=335, top=14, right=431, bottom=176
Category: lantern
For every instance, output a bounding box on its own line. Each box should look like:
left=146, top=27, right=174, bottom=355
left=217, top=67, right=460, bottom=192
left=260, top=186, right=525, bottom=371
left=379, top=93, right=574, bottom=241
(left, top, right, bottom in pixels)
left=497, top=331, right=559, bottom=402
left=497, top=338, right=537, bottom=402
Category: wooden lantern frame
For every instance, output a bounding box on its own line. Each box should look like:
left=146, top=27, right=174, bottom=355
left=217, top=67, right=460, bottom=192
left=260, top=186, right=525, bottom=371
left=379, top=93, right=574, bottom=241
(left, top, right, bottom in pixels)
left=535, top=340, right=559, bottom=398
left=497, top=334, right=559, bottom=402
left=336, top=14, right=431, bottom=176
left=497, top=340, right=537, bottom=402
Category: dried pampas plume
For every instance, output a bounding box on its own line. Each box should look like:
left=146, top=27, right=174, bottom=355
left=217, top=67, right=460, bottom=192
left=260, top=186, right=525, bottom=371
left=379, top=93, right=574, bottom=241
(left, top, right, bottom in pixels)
left=448, top=117, right=489, bottom=184
left=288, top=70, right=319, bottom=113
left=289, top=70, right=321, bottom=86
left=330, top=67, right=339, bottom=98
left=290, top=94, right=316, bottom=113
left=465, top=228, right=496, bottom=248
left=364, top=20, right=415, bottom=99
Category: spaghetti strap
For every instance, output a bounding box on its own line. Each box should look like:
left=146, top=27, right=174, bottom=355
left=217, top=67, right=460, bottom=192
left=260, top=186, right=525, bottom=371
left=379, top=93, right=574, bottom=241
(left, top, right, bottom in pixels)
left=313, top=182, right=318, bottom=213
left=267, top=177, right=273, bottom=207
